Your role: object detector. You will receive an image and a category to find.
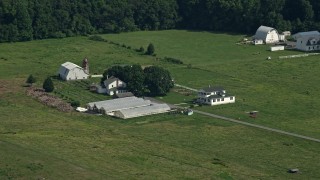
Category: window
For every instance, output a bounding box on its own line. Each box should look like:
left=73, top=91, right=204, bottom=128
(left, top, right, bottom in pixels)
left=230, top=97, right=234, bottom=100
left=213, top=99, right=216, bottom=102
left=221, top=98, right=224, bottom=101
left=301, top=41, right=302, bottom=44
left=217, top=99, right=220, bottom=102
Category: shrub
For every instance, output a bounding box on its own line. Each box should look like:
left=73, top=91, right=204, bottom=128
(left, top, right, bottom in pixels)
left=138, top=46, right=145, bottom=53
left=70, top=100, right=80, bottom=107
left=26, top=74, right=36, bottom=86
left=146, top=43, right=155, bottom=55
left=43, top=77, right=54, bottom=92
left=89, top=35, right=105, bottom=42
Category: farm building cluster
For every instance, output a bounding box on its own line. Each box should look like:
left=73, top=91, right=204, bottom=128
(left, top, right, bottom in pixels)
left=253, top=25, right=320, bottom=52
left=87, top=97, right=171, bottom=119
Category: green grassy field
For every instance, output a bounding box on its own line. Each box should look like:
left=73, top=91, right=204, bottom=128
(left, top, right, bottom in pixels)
left=104, top=30, right=320, bottom=139
left=1, top=31, right=320, bottom=179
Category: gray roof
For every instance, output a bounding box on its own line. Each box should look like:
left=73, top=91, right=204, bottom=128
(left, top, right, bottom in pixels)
left=201, top=86, right=225, bottom=93
left=116, top=103, right=170, bottom=119
left=208, top=94, right=234, bottom=99
left=254, top=25, right=278, bottom=40
left=104, top=76, right=122, bottom=85
left=116, top=92, right=134, bottom=98
left=88, top=97, right=152, bottom=113
left=293, top=31, right=320, bottom=37
left=61, top=62, right=81, bottom=70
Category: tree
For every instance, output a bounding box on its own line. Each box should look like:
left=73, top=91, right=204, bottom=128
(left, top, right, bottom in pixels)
left=125, top=65, right=145, bottom=96
left=26, top=74, right=36, bottom=86
left=144, top=66, right=174, bottom=95
left=43, top=77, right=54, bottom=92
left=146, top=43, right=155, bottom=55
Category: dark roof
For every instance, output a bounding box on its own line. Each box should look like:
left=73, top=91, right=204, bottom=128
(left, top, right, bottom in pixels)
left=104, top=76, right=124, bottom=85
left=202, top=86, right=225, bottom=92
left=115, top=92, right=134, bottom=98
left=208, top=94, right=234, bottom=99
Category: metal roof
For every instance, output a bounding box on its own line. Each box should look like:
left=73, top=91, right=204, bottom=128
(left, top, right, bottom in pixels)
left=116, top=103, right=170, bottom=119
left=292, top=31, right=320, bottom=40
left=61, top=62, right=81, bottom=70
left=88, top=97, right=152, bottom=113
left=254, top=25, right=278, bottom=40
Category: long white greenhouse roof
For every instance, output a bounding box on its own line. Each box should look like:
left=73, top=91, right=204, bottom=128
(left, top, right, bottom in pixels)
left=88, top=97, right=152, bottom=113
left=117, top=103, right=171, bottom=119
left=87, top=96, right=138, bottom=108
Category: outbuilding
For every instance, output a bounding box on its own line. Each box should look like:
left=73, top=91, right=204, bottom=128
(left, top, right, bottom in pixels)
left=254, top=25, right=280, bottom=44
left=58, top=62, right=89, bottom=81
left=270, top=46, right=284, bottom=51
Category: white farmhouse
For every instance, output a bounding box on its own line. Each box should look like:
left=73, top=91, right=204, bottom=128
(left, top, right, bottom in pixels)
left=292, top=31, right=320, bottom=52
left=197, top=86, right=235, bottom=106
left=58, top=62, right=89, bottom=81
left=254, top=25, right=280, bottom=44
left=103, top=76, right=127, bottom=96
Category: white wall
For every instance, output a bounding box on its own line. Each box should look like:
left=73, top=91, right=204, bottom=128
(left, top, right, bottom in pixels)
left=265, top=30, right=279, bottom=44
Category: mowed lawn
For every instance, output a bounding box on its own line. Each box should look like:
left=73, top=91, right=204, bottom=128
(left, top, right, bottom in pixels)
left=0, top=32, right=320, bottom=179
left=104, top=30, right=320, bottom=139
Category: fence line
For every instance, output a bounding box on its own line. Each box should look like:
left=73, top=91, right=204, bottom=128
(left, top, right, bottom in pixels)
left=279, top=53, right=320, bottom=59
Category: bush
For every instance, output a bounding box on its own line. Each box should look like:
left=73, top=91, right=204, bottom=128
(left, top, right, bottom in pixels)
left=146, top=43, right=155, bottom=55
left=137, top=46, right=145, bottom=53
left=26, top=74, right=36, bottom=86
left=164, top=57, right=183, bottom=64
left=89, top=35, right=105, bottom=42
left=43, top=77, right=54, bottom=92
left=70, top=100, right=80, bottom=107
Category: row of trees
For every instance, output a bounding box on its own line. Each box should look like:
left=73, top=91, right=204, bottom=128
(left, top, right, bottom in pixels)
left=1, top=0, right=320, bottom=42
left=103, top=65, right=174, bottom=96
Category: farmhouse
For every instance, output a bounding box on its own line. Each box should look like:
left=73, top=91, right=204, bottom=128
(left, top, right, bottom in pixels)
left=254, top=25, right=280, bottom=44
left=292, top=31, right=320, bottom=52
left=197, top=86, right=235, bottom=106
left=90, top=76, right=128, bottom=96
left=87, top=97, right=170, bottom=119
left=103, top=76, right=127, bottom=96
left=58, top=62, right=89, bottom=81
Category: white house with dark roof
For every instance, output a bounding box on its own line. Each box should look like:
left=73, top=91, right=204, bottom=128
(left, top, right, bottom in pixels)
left=103, top=76, right=127, bottom=96
left=254, top=25, right=280, bottom=44
left=197, top=86, right=235, bottom=106
left=58, top=62, right=89, bottom=81
left=292, top=31, right=320, bottom=51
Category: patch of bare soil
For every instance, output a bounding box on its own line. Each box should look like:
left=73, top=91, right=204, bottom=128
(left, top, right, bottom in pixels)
left=26, top=88, right=73, bottom=112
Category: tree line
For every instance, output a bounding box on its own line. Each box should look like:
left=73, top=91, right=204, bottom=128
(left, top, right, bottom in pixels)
left=1, top=0, right=320, bottom=42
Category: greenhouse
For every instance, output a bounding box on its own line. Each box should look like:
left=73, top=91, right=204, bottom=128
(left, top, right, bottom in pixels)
left=114, top=103, right=171, bottom=119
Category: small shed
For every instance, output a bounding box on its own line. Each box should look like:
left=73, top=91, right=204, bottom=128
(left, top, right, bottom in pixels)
left=270, top=46, right=284, bottom=51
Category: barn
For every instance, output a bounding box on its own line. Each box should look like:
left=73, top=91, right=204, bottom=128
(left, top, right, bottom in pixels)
left=254, top=25, right=280, bottom=44
left=58, top=62, right=89, bottom=81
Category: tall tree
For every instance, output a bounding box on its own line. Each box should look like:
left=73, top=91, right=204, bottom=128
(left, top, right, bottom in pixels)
left=144, top=66, right=174, bottom=96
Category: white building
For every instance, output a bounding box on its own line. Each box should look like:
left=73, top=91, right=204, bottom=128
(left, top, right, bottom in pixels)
left=103, top=76, right=127, bottom=96
left=58, top=62, right=89, bottom=81
left=254, top=25, right=280, bottom=44
left=197, top=86, right=235, bottom=106
left=270, top=46, right=284, bottom=51
left=87, top=97, right=170, bottom=119
left=292, top=31, right=320, bottom=52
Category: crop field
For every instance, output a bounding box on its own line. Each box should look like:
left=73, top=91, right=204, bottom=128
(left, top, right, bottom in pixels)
left=0, top=31, right=320, bottom=179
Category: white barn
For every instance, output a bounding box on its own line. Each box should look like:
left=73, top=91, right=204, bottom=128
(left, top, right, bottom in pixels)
left=254, top=26, right=280, bottom=44
left=197, top=86, right=235, bottom=106
left=292, top=31, right=320, bottom=52
left=58, top=62, right=89, bottom=81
